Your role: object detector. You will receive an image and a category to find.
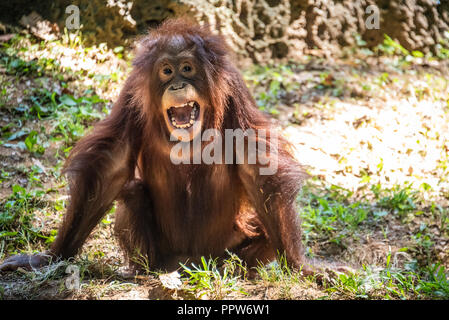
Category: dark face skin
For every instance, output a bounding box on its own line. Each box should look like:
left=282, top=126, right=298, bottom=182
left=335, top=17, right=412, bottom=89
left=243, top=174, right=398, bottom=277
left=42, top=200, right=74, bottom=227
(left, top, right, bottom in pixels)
left=157, top=37, right=206, bottom=142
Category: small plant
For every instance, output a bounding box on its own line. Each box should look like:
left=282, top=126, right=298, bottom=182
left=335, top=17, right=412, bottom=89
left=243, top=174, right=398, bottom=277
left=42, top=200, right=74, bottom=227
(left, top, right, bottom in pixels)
left=416, top=264, right=449, bottom=298
left=244, top=64, right=299, bottom=115
left=327, top=271, right=366, bottom=298
left=298, top=185, right=370, bottom=244
left=376, top=34, right=410, bottom=56
left=180, top=256, right=245, bottom=299
left=62, top=28, right=85, bottom=49
left=0, top=56, right=43, bottom=76
left=53, top=115, right=86, bottom=147
left=255, top=253, right=297, bottom=283
left=27, top=164, right=45, bottom=188
left=373, top=183, right=418, bottom=215
left=435, top=31, right=449, bottom=59
left=375, top=72, right=390, bottom=86
left=0, top=184, right=49, bottom=253
left=23, top=131, right=45, bottom=155
left=129, top=250, right=151, bottom=275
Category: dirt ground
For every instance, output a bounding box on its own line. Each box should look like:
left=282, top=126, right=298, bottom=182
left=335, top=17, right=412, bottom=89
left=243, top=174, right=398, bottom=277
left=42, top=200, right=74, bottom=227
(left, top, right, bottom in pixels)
left=0, top=29, right=448, bottom=300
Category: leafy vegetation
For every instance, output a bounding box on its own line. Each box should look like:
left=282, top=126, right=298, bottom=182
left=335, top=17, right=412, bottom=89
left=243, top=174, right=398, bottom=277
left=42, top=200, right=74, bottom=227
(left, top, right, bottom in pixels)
left=0, top=28, right=448, bottom=300
left=0, top=184, right=49, bottom=254
left=180, top=254, right=247, bottom=299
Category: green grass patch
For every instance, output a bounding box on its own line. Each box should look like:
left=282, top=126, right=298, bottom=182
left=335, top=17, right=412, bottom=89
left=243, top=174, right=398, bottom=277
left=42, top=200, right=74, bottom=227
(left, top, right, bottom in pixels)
left=0, top=184, right=51, bottom=256
left=180, top=254, right=248, bottom=299
left=371, top=183, right=418, bottom=215
left=298, top=184, right=371, bottom=245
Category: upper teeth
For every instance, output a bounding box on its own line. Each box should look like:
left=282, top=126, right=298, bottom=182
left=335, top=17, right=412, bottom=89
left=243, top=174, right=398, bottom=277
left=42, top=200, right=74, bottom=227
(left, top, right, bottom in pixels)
left=173, top=101, right=195, bottom=108
left=171, top=103, right=198, bottom=129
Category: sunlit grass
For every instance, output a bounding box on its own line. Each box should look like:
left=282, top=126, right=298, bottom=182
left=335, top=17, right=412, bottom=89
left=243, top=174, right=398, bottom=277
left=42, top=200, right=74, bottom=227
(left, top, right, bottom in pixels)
left=0, top=29, right=448, bottom=300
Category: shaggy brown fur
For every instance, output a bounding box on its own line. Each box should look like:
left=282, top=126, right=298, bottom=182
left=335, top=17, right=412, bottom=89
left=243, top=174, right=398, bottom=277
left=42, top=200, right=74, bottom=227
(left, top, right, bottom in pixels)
left=0, top=19, right=311, bottom=274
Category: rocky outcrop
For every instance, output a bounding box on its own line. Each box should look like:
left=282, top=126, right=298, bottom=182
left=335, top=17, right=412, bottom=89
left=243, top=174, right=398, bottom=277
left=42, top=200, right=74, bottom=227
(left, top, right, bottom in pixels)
left=1, top=0, right=448, bottom=62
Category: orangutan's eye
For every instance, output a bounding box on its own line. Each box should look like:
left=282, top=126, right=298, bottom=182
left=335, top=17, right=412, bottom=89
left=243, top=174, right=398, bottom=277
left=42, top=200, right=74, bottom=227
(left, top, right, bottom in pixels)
left=180, top=62, right=195, bottom=76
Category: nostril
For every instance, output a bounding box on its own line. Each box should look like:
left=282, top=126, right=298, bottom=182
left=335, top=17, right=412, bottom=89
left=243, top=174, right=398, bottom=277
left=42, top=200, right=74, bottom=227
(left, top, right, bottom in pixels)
left=169, top=82, right=187, bottom=91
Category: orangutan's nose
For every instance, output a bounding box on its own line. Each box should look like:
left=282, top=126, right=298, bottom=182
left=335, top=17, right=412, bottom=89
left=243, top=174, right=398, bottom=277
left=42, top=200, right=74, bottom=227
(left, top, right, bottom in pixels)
left=169, top=82, right=187, bottom=91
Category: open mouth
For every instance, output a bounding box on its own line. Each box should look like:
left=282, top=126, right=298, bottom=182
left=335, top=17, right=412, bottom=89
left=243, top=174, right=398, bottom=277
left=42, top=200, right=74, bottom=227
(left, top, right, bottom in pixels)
left=167, top=101, right=200, bottom=129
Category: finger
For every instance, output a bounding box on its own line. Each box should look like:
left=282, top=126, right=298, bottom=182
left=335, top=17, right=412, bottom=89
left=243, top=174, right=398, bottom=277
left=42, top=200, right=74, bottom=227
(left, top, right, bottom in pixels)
left=0, top=262, right=18, bottom=272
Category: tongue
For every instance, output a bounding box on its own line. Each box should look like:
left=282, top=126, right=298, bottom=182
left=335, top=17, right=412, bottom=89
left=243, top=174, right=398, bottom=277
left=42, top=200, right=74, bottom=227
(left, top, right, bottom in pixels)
left=171, top=105, right=192, bottom=124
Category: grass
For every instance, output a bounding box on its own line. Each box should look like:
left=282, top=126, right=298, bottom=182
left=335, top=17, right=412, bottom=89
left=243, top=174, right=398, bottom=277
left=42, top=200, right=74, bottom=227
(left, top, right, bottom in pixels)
left=0, top=29, right=448, bottom=300
left=179, top=254, right=248, bottom=299
left=298, top=184, right=372, bottom=247
left=0, top=184, right=50, bottom=256
left=295, top=181, right=449, bottom=299
left=243, top=64, right=300, bottom=115
left=371, top=183, right=418, bottom=215
left=324, top=261, right=449, bottom=299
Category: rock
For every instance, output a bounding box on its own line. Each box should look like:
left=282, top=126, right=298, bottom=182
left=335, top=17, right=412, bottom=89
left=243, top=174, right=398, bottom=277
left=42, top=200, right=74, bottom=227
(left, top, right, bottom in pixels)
left=0, top=0, right=447, bottom=63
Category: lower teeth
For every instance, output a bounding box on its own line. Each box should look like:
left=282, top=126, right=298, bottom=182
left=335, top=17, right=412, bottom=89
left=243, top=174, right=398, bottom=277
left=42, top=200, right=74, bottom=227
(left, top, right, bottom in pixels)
left=172, top=122, right=193, bottom=129
left=170, top=104, right=198, bottom=129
